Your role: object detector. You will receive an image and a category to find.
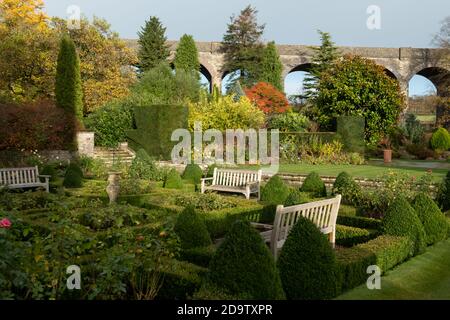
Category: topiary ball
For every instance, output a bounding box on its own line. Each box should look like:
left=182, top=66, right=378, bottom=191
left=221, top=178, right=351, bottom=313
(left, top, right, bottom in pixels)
left=277, top=217, right=339, bottom=300
left=381, top=196, right=426, bottom=256
left=300, top=172, right=327, bottom=197
left=284, top=189, right=310, bottom=206
left=260, top=175, right=290, bottom=205
left=208, top=220, right=285, bottom=299
left=163, top=169, right=184, bottom=189
left=182, top=164, right=204, bottom=185
left=430, top=127, right=450, bottom=151
left=63, top=163, right=83, bottom=188
left=332, top=172, right=361, bottom=205
left=41, top=164, right=58, bottom=181
left=437, top=171, right=450, bottom=212
left=412, top=193, right=448, bottom=245
left=174, top=206, right=212, bottom=249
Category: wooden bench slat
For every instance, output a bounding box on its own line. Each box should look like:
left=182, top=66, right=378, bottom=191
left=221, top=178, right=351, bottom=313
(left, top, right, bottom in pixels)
left=0, top=166, right=49, bottom=193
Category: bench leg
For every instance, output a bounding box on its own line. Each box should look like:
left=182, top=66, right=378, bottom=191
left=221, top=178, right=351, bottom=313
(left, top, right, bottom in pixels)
left=245, top=186, right=251, bottom=200
left=45, top=178, right=50, bottom=193
left=201, top=181, right=205, bottom=194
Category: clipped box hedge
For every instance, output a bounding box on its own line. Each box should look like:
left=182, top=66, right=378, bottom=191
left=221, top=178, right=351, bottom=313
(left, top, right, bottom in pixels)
left=336, top=225, right=379, bottom=247
left=337, top=214, right=382, bottom=230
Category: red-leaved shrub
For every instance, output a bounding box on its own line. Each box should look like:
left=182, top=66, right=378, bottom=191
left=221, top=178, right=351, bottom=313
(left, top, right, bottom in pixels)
left=0, top=100, right=79, bottom=151
left=245, top=82, right=290, bottom=115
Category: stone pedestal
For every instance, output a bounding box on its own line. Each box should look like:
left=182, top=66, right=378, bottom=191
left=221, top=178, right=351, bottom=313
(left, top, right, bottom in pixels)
left=106, top=172, right=121, bottom=204
left=77, top=132, right=95, bottom=157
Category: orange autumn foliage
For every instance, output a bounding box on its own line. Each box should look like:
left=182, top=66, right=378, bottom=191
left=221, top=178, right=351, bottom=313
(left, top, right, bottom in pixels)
left=245, top=82, right=290, bottom=115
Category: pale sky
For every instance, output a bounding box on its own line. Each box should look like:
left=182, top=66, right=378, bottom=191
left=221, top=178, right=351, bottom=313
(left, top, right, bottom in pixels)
left=43, top=0, right=449, bottom=96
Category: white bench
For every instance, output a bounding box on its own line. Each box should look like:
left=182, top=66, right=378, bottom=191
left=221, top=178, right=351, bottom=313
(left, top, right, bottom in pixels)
left=258, top=195, right=341, bottom=258
left=0, top=166, right=50, bottom=193
left=201, top=168, right=262, bottom=200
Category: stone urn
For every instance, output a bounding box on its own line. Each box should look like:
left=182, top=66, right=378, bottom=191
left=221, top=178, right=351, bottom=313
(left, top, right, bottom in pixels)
left=106, top=172, right=121, bottom=204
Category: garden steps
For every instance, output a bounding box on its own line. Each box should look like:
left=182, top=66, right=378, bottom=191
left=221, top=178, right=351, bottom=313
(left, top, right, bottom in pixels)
left=93, top=145, right=135, bottom=166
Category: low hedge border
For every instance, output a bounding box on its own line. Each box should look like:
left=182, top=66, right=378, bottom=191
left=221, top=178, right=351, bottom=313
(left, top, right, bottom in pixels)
left=336, top=225, right=379, bottom=247
left=179, top=245, right=216, bottom=268
left=336, top=235, right=414, bottom=293
left=337, top=215, right=382, bottom=230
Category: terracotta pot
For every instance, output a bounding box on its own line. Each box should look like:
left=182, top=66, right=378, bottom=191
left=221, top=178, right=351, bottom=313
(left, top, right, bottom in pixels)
left=383, top=149, right=392, bottom=164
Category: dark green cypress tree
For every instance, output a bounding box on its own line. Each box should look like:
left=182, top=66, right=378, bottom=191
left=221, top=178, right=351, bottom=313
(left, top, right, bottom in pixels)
left=174, top=34, right=200, bottom=77
left=260, top=41, right=283, bottom=91
left=55, top=35, right=83, bottom=122
left=137, top=16, right=170, bottom=72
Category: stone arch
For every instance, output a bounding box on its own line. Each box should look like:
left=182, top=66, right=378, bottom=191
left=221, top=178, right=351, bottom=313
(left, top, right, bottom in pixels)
left=408, top=66, right=450, bottom=97
left=199, top=64, right=213, bottom=92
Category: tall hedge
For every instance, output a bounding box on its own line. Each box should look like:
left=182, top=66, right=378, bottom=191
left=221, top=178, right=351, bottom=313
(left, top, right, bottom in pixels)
left=55, top=35, right=83, bottom=122
left=277, top=217, right=339, bottom=299
left=412, top=193, right=448, bottom=245
left=174, top=207, right=212, bottom=249
left=208, top=220, right=285, bottom=299
left=127, top=105, right=189, bottom=160
left=381, top=197, right=426, bottom=256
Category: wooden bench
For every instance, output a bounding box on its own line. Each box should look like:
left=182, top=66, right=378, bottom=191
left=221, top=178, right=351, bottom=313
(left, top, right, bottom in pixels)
left=0, top=166, right=50, bottom=193
left=257, top=195, right=341, bottom=258
left=201, top=168, right=262, bottom=200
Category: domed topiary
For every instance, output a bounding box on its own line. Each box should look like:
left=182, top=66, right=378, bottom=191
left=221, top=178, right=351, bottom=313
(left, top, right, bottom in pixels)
left=284, top=189, right=309, bottom=207
left=174, top=206, right=212, bottom=249
left=332, top=172, right=361, bottom=205
left=277, top=217, right=339, bottom=300
left=63, top=163, right=83, bottom=188
left=208, top=220, right=285, bottom=299
left=182, top=164, right=204, bottom=184
left=163, top=169, right=184, bottom=189
left=381, top=197, right=426, bottom=256
left=300, top=172, right=327, bottom=197
left=412, top=193, right=448, bottom=245
left=260, top=175, right=290, bottom=205
left=430, top=127, right=450, bottom=151
left=206, top=164, right=218, bottom=178
left=41, top=164, right=58, bottom=181
left=437, top=171, right=450, bottom=212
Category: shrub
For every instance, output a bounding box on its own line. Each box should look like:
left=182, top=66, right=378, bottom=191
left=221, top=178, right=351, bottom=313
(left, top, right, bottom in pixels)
left=430, top=127, right=450, bottom=151
left=174, top=207, right=212, bottom=250
left=129, top=149, right=166, bottom=181
left=182, top=164, right=203, bottom=184
left=193, top=283, right=251, bottom=300
left=267, top=111, right=309, bottom=132
left=437, top=171, right=450, bottom=211
left=260, top=175, right=290, bottom=205
left=206, top=164, right=218, bottom=178
left=335, top=225, right=378, bottom=247
left=208, top=220, right=285, bottom=299
left=277, top=217, right=339, bottom=299
left=245, top=82, right=290, bottom=115
left=332, top=172, right=362, bottom=205
left=163, top=169, right=184, bottom=190
left=336, top=116, right=365, bottom=154
left=284, top=189, right=310, bottom=207
left=403, top=114, right=424, bottom=144
left=412, top=193, right=448, bottom=245
left=63, top=163, right=83, bottom=188
left=300, top=172, right=327, bottom=197
left=40, top=164, right=58, bottom=181
left=337, top=215, right=382, bottom=230
left=180, top=245, right=216, bottom=268
left=381, top=197, right=426, bottom=256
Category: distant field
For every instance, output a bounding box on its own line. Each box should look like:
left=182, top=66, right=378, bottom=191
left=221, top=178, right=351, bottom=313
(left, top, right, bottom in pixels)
left=416, top=115, right=436, bottom=122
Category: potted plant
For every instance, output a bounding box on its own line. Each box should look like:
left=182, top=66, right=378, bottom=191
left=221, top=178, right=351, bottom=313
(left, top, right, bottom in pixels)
left=380, top=136, right=392, bottom=164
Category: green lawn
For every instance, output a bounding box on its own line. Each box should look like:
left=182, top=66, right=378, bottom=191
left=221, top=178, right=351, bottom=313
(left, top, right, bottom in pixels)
left=337, top=239, right=450, bottom=300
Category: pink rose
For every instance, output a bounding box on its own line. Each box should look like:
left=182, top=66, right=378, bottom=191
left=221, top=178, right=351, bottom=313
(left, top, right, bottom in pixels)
left=0, top=218, right=12, bottom=229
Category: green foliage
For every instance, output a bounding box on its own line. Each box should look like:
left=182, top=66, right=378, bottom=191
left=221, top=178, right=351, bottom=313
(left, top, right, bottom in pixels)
left=267, top=111, right=309, bottom=132
left=137, top=16, right=170, bottom=72
left=412, top=193, right=448, bottom=245
left=437, top=171, right=450, bottom=211
left=315, top=55, right=404, bottom=145
left=335, top=225, right=378, bottom=247
left=84, top=99, right=134, bottom=147
left=175, top=193, right=236, bottom=212
left=206, top=164, right=218, bottom=178
left=337, top=215, right=382, bottom=230
left=180, top=245, right=216, bottom=268
left=277, top=217, right=339, bottom=299
left=209, top=220, right=285, bottom=299
left=40, top=164, right=58, bottom=181
left=129, top=149, right=166, bottom=181
left=163, top=169, right=184, bottom=190
left=403, top=114, right=424, bottom=144
left=381, top=197, right=426, bottom=256
left=336, top=116, right=365, bottom=154
left=260, top=41, right=283, bottom=91
left=222, top=5, right=265, bottom=88
left=430, top=127, right=450, bottom=151
left=63, top=163, right=83, bottom=188
left=174, top=207, right=212, bottom=250
left=174, top=34, right=200, bottom=75
left=284, top=189, right=311, bottom=206
left=332, top=172, right=362, bottom=205
left=127, top=105, right=189, bottom=160
left=55, top=35, right=83, bottom=122
left=182, top=164, right=203, bottom=184
left=260, top=175, right=290, bottom=205
left=300, top=172, right=327, bottom=197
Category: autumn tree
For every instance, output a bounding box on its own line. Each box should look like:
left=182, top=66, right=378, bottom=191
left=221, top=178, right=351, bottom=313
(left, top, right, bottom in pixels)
left=137, top=16, right=170, bottom=73
left=245, top=82, right=290, bottom=115
left=174, top=34, right=200, bottom=76
left=222, top=5, right=265, bottom=89
left=55, top=35, right=83, bottom=122
left=260, top=41, right=283, bottom=91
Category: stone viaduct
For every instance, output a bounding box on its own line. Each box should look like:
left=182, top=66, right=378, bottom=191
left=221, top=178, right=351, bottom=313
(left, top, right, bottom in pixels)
left=124, top=40, right=450, bottom=99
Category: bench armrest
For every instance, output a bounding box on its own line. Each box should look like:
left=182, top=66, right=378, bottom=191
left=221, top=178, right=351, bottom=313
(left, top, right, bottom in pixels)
left=39, top=175, right=51, bottom=178
left=201, top=177, right=214, bottom=182
left=245, top=180, right=260, bottom=187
